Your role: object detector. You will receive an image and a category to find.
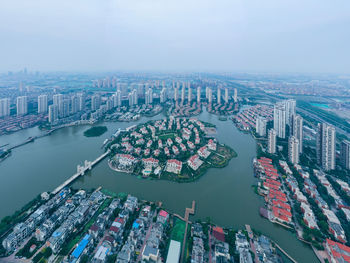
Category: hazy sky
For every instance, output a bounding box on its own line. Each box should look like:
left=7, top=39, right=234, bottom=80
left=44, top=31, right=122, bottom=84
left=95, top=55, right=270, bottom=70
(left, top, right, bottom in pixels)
left=0, top=0, right=349, bottom=73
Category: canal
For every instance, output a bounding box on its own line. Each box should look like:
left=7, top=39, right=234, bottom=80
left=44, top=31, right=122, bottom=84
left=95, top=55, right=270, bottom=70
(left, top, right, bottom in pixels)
left=0, top=111, right=318, bottom=262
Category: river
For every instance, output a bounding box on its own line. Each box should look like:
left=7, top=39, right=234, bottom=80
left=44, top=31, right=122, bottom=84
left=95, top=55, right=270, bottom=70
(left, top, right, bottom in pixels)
left=0, top=111, right=318, bottom=262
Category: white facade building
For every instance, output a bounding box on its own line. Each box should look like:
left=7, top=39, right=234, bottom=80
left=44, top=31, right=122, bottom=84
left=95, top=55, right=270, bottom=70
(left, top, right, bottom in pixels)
left=288, top=136, right=300, bottom=164
left=317, top=123, right=336, bottom=171
left=16, top=96, right=28, bottom=115
left=0, top=98, right=10, bottom=117
left=268, top=129, right=277, bottom=154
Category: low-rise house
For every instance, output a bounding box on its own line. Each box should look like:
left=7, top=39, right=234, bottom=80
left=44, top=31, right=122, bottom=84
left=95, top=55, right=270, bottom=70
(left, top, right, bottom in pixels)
left=207, top=139, right=217, bottom=151
left=197, top=146, right=210, bottom=159
left=166, top=159, right=182, bottom=174
left=325, top=239, right=350, bottom=263
left=157, top=210, right=169, bottom=224
left=187, top=155, right=203, bottom=171
left=142, top=158, right=159, bottom=168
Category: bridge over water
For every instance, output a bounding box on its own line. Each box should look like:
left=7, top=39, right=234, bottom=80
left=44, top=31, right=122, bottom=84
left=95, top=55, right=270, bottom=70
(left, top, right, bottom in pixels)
left=52, top=149, right=110, bottom=194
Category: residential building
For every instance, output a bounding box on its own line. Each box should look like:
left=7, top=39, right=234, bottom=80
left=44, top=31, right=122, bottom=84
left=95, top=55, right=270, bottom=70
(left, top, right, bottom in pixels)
left=291, top=114, right=303, bottom=153
left=288, top=136, right=299, bottom=164
left=285, top=99, right=296, bottom=126
left=233, top=88, right=238, bottom=103
left=224, top=88, right=228, bottom=103
left=217, top=87, right=221, bottom=104
left=70, top=95, right=78, bottom=114
left=91, top=94, right=101, bottom=111
left=341, top=140, right=350, bottom=170
left=256, top=116, right=267, bottom=137
left=317, top=123, right=336, bottom=171
left=273, top=102, right=286, bottom=138
left=160, top=88, right=167, bottom=103
left=48, top=105, right=58, bottom=123
left=174, top=85, right=178, bottom=101
left=0, top=98, right=10, bottom=117
left=16, top=96, right=28, bottom=115
left=37, top=95, right=48, bottom=114
left=208, top=88, right=212, bottom=103
left=268, top=129, right=276, bottom=154
left=197, top=86, right=201, bottom=103
left=181, top=83, right=185, bottom=102
left=145, top=88, right=152, bottom=105
left=77, top=93, right=85, bottom=111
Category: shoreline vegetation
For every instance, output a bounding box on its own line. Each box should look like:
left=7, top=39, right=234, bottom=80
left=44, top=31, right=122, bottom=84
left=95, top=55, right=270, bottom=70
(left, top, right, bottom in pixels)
left=107, top=118, right=237, bottom=183
left=83, top=126, right=107, bottom=137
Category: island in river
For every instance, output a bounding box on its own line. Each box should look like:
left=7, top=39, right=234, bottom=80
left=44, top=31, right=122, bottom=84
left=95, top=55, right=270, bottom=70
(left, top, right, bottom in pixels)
left=83, top=126, right=108, bottom=137
left=107, top=117, right=237, bottom=182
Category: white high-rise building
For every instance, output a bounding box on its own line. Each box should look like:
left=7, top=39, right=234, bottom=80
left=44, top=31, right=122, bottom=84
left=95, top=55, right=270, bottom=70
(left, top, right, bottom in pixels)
left=206, top=87, right=210, bottom=100
left=133, top=89, right=139, bottom=105
left=288, top=136, right=300, bottom=164
left=0, top=98, right=10, bottom=117
left=233, top=88, right=238, bottom=103
left=268, top=129, right=277, bottom=154
left=224, top=88, right=229, bottom=103
left=181, top=83, right=185, bottom=102
left=285, top=99, right=296, bottom=126
left=188, top=87, right=192, bottom=104
left=53, top=94, right=64, bottom=117
left=145, top=88, right=152, bottom=105
left=38, top=95, right=48, bottom=114
left=217, top=87, right=221, bottom=104
left=160, top=88, right=167, bottom=103
left=208, top=88, right=213, bottom=103
left=273, top=102, right=286, bottom=139
left=116, top=90, right=122, bottom=106
left=77, top=93, right=85, bottom=111
left=48, top=105, right=58, bottom=123
left=291, top=114, right=303, bottom=153
left=53, top=94, right=63, bottom=106
left=174, top=86, right=178, bottom=101
left=106, top=98, right=113, bottom=111
left=256, top=116, right=267, bottom=137
left=16, top=96, right=28, bottom=115
left=317, top=123, right=336, bottom=171
left=91, top=95, right=101, bottom=111
left=61, top=99, right=70, bottom=117
left=128, top=92, right=133, bottom=107
left=197, top=87, right=201, bottom=103
left=70, top=95, right=78, bottom=114
left=341, top=140, right=350, bottom=170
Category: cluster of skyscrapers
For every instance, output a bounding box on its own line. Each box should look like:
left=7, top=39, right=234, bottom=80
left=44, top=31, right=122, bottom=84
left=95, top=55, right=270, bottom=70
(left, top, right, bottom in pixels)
left=260, top=99, right=350, bottom=172
left=48, top=93, right=85, bottom=123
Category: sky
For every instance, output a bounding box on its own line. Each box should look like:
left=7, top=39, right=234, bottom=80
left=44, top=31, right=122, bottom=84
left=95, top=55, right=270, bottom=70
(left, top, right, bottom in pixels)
left=0, top=0, right=349, bottom=74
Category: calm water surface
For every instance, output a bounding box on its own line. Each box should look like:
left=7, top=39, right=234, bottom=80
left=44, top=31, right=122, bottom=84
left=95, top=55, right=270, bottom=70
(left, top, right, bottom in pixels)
left=0, top=111, right=317, bottom=262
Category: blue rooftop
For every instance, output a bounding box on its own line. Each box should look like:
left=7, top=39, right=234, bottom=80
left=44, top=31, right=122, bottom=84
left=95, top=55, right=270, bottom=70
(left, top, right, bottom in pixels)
left=72, top=234, right=90, bottom=259
left=52, top=231, right=62, bottom=238
left=132, top=221, right=140, bottom=229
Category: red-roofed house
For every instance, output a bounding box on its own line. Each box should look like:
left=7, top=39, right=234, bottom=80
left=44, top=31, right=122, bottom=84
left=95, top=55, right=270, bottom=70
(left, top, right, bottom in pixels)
left=212, top=227, right=225, bottom=242
left=157, top=210, right=169, bottom=224
left=166, top=159, right=182, bottom=174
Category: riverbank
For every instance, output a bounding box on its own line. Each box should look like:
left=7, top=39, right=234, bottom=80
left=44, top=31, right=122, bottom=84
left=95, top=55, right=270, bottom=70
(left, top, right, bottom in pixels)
left=0, top=110, right=319, bottom=262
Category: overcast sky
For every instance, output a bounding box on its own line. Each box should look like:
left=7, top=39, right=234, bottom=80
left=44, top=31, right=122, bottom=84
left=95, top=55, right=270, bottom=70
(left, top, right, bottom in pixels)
left=0, top=0, right=349, bottom=74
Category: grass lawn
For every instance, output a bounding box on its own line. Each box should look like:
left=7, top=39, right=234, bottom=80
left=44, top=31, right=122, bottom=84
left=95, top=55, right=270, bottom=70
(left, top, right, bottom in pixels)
left=158, top=132, right=176, bottom=140
left=171, top=218, right=186, bottom=244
